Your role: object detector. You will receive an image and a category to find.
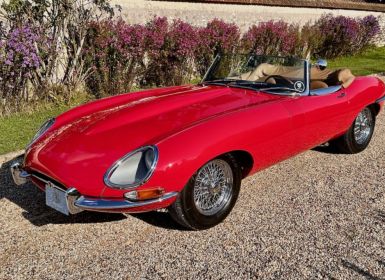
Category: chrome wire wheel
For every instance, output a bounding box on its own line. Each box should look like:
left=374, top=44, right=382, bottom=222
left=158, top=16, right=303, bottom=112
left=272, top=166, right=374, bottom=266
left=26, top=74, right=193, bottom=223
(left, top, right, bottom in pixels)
left=193, top=159, right=234, bottom=216
left=354, top=108, right=373, bottom=145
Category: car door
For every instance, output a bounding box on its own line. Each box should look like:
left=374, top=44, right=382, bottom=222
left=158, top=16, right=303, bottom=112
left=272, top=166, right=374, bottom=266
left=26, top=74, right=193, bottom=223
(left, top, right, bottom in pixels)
left=283, top=88, right=352, bottom=151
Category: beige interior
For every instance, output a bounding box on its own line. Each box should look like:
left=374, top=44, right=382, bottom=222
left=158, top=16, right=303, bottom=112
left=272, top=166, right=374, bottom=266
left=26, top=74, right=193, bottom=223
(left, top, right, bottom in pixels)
left=236, top=63, right=355, bottom=91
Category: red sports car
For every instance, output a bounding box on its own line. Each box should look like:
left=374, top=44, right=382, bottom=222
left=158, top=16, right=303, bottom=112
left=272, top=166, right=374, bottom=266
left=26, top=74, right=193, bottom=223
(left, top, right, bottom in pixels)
left=11, top=55, right=385, bottom=230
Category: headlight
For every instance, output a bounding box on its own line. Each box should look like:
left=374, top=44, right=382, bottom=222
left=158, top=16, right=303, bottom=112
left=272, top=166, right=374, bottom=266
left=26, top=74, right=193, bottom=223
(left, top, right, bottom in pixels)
left=104, top=146, right=158, bottom=189
left=26, top=118, right=55, bottom=149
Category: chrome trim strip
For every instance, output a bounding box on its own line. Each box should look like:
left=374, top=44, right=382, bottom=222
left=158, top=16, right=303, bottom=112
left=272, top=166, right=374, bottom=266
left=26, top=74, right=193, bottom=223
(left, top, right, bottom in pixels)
left=26, top=118, right=55, bottom=149
left=310, top=85, right=342, bottom=96
left=376, top=95, right=385, bottom=103
left=10, top=162, right=30, bottom=186
left=74, top=191, right=178, bottom=212
left=103, top=145, right=159, bottom=190
left=31, top=173, right=50, bottom=184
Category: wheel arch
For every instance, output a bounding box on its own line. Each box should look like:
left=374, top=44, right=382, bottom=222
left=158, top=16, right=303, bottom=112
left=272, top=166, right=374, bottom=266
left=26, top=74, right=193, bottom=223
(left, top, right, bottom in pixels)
left=216, top=150, right=254, bottom=179
left=368, top=102, right=381, bottom=116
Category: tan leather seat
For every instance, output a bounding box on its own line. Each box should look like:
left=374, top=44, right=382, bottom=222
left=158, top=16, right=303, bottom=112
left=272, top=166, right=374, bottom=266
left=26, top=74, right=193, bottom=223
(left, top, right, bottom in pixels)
left=236, top=63, right=355, bottom=89
left=240, top=63, right=301, bottom=81
left=325, top=68, right=355, bottom=88
left=339, top=69, right=355, bottom=88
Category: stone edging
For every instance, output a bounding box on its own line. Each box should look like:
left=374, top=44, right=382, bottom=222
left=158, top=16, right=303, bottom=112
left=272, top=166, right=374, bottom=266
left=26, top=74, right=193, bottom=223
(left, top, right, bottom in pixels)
left=155, top=0, right=385, bottom=12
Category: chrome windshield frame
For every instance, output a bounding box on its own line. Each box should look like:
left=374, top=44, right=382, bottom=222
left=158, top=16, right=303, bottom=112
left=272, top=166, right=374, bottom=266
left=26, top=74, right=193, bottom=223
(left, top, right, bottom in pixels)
left=303, top=59, right=310, bottom=96
left=201, top=54, right=310, bottom=96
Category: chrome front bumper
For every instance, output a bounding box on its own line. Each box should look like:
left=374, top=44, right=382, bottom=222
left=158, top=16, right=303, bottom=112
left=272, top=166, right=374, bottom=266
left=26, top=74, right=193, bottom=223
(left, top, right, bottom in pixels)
left=10, top=162, right=30, bottom=186
left=10, top=162, right=178, bottom=214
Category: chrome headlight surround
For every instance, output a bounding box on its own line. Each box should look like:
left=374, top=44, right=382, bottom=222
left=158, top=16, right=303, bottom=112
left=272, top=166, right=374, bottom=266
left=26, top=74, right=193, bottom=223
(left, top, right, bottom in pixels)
left=26, top=118, right=55, bottom=149
left=104, top=146, right=159, bottom=189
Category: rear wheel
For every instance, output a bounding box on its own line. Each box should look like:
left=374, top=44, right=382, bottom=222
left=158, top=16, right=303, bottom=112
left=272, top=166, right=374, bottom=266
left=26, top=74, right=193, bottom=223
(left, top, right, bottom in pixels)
left=331, top=107, right=375, bottom=154
left=169, top=155, right=241, bottom=230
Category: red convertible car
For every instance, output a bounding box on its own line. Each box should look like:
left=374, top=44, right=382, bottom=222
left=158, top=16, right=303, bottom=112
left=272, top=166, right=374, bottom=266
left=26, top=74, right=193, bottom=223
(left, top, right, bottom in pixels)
left=11, top=55, right=385, bottom=230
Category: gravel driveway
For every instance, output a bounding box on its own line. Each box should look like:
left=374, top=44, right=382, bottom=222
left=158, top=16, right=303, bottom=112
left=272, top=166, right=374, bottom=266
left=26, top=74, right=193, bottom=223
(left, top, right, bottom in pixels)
left=1, top=113, right=385, bottom=279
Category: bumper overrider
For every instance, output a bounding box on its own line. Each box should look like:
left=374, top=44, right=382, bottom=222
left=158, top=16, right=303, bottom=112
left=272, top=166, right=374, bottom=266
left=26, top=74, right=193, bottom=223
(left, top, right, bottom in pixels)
left=10, top=161, right=178, bottom=215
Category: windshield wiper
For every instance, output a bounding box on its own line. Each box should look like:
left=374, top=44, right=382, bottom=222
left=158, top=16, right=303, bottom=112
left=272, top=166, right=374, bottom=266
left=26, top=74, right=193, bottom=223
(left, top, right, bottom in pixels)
left=201, top=78, right=239, bottom=85
left=202, top=79, right=269, bottom=87
left=261, top=87, right=303, bottom=94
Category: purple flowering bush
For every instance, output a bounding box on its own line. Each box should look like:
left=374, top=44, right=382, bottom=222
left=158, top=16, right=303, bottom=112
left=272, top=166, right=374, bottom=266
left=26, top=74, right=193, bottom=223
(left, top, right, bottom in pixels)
left=195, top=19, right=240, bottom=76
left=0, top=25, right=41, bottom=113
left=143, top=17, right=198, bottom=86
left=0, top=10, right=382, bottom=114
left=83, top=14, right=381, bottom=97
left=84, top=19, right=147, bottom=98
left=241, top=20, right=300, bottom=56
left=313, top=14, right=381, bottom=58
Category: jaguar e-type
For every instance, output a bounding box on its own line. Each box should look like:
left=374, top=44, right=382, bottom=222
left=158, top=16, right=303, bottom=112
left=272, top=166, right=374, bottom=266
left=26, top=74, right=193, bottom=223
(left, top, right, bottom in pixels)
left=11, top=55, right=385, bottom=230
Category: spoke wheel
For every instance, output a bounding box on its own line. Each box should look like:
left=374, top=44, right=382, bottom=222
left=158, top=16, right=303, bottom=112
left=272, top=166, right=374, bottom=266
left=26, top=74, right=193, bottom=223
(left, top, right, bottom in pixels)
left=330, top=106, right=376, bottom=154
left=353, top=108, right=373, bottom=145
left=168, top=154, right=241, bottom=230
left=193, top=159, right=233, bottom=216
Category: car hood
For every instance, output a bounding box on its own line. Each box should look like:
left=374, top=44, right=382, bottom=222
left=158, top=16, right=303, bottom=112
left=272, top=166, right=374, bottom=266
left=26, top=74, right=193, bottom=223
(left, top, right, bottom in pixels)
left=25, top=85, right=283, bottom=196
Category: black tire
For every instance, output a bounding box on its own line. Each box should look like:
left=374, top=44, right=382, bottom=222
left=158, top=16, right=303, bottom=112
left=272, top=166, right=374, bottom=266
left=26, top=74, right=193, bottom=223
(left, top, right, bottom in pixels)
left=168, top=154, right=241, bottom=230
left=331, top=107, right=375, bottom=154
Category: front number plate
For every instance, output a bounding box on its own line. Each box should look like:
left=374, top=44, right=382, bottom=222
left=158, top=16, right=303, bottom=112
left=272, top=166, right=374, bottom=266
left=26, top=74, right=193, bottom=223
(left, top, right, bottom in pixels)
left=46, top=184, right=69, bottom=215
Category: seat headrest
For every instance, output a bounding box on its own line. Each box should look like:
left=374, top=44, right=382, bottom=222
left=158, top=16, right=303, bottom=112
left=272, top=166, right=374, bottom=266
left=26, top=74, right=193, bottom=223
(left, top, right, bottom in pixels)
left=338, top=69, right=355, bottom=88
left=325, top=68, right=355, bottom=88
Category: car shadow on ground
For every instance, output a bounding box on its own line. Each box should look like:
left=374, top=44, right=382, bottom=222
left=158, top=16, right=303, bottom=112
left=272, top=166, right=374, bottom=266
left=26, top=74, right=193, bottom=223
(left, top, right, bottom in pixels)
left=0, top=156, right=125, bottom=226
left=130, top=212, right=188, bottom=231
left=0, top=156, right=181, bottom=229
left=312, top=142, right=345, bottom=154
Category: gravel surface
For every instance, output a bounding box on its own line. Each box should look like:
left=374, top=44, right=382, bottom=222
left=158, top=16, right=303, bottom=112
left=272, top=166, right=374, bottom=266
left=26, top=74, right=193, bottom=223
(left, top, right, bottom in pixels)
left=1, top=113, right=385, bottom=279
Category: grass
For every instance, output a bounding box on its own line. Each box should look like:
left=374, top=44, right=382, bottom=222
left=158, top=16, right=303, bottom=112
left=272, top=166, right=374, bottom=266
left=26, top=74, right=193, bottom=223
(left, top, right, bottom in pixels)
left=0, top=104, right=71, bottom=155
left=328, top=46, right=385, bottom=76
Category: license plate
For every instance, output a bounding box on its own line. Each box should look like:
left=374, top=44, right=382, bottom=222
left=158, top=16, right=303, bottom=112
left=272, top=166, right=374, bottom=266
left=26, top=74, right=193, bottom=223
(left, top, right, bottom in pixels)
left=46, top=183, right=69, bottom=215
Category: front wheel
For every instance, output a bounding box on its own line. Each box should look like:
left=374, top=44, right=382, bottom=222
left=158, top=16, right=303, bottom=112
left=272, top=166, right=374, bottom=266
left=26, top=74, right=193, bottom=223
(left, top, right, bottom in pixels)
left=168, top=155, right=241, bottom=230
left=331, top=107, right=375, bottom=154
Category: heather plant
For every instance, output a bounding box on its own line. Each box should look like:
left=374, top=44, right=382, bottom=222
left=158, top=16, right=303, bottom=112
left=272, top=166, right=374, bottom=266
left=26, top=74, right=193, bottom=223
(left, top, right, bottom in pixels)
left=195, top=19, right=240, bottom=77
left=144, top=17, right=198, bottom=86
left=0, top=7, right=383, bottom=115
left=299, top=22, right=324, bottom=59
left=0, top=0, right=115, bottom=115
left=357, top=15, right=381, bottom=48
left=84, top=19, right=147, bottom=97
left=0, top=24, right=41, bottom=114
left=313, top=14, right=381, bottom=58
left=241, top=20, right=300, bottom=56
left=314, top=14, right=360, bottom=58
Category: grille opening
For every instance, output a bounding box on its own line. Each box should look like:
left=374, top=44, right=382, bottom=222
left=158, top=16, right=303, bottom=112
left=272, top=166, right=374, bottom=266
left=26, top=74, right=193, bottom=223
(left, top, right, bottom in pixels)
left=30, top=171, right=67, bottom=191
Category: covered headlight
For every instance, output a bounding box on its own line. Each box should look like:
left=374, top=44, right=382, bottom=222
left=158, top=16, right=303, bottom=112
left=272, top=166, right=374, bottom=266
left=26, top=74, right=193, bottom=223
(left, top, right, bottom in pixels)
left=104, top=146, right=158, bottom=189
left=26, top=118, right=55, bottom=149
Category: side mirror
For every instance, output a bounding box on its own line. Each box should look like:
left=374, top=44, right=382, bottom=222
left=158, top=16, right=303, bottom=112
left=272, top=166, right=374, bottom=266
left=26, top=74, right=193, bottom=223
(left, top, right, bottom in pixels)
left=315, top=59, right=327, bottom=70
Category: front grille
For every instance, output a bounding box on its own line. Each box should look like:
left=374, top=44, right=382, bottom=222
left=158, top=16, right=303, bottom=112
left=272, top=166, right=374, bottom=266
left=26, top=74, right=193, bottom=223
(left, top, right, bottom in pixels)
left=31, top=170, right=67, bottom=191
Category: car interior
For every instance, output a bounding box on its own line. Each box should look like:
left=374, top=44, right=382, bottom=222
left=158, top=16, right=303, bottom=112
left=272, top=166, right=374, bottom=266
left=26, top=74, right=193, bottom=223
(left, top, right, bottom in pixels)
left=238, top=62, right=355, bottom=96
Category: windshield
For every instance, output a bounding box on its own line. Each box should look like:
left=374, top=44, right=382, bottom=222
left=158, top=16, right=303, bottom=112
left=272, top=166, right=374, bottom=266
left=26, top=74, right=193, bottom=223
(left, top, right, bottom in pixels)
left=202, top=54, right=308, bottom=95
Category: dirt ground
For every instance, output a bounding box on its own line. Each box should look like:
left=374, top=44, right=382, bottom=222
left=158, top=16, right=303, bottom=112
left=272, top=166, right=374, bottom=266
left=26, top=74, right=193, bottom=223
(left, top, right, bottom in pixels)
left=1, top=113, right=385, bottom=279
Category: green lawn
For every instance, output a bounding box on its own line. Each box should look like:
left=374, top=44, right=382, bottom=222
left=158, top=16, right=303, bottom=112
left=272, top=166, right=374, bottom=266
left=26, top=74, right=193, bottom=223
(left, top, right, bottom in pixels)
left=0, top=105, right=71, bottom=155
left=1, top=47, right=385, bottom=155
left=329, top=47, right=385, bottom=76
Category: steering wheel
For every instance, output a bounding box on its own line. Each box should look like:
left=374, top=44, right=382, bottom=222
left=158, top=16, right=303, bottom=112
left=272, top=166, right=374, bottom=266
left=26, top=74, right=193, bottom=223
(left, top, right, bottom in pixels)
left=264, top=75, right=294, bottom=86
